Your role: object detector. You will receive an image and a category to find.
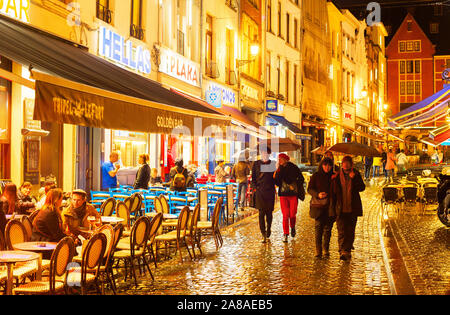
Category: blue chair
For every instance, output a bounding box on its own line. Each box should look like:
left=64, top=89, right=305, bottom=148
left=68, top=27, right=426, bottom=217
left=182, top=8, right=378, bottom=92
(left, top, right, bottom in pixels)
left=90, top=191, right=111, bottom=209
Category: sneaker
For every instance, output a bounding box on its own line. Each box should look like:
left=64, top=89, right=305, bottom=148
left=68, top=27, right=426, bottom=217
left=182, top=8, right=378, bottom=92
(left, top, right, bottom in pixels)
left=283, top=235, right=289, bottom=243
left=291, top=229, right=296, bottom=238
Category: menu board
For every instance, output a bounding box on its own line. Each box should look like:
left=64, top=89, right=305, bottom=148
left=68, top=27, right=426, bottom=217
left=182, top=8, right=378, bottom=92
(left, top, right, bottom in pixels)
left=24, top=140, right=40, bottom=185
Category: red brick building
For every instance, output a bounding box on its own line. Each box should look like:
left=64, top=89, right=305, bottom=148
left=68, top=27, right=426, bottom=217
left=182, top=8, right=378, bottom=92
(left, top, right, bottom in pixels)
left=386, top=13, right=435, bottom=116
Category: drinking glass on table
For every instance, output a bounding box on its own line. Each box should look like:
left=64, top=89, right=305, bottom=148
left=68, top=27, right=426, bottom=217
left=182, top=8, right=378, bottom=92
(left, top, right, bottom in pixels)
left=87, top=216, right=96, bottom=230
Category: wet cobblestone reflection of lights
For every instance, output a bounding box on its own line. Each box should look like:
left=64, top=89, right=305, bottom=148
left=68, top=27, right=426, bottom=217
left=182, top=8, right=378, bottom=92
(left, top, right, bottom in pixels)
left=114, top=184, right=395, bottom=295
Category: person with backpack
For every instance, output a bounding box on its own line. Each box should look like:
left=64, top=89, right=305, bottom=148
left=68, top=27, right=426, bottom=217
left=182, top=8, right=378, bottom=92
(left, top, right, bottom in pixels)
left=273, top=153, right=305, bottom=243
left=170, top=158, right=189, bottom=192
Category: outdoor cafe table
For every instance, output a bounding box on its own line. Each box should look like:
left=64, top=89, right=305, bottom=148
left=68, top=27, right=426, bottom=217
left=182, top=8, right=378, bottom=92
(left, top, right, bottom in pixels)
left=145, top=212, right=178, bottom=220
left=13, top=241, right=57, bottom=281
left=0, top=250, right=41, bottom=295
left=100, top=216, right=124, bottom=225
left=5, top=214, right=25, bottom=221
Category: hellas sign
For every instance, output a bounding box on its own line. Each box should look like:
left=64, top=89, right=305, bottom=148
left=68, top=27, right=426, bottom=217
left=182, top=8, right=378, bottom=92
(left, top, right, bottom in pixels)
left=0, top=0, right=30, bottom=23
left=98, top=26, right=151, bottom=75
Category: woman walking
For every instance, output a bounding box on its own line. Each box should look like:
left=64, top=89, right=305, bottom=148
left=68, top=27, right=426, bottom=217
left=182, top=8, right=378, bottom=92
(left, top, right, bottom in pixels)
left=385, top=148, right=397, bottom=181
left=274, top=153, right=304, bottom=243
left=251, top=146, right=276, bottom=243
left=307, top=157, right=335, bottom=258
left=330, top=156, right=365, bottom=261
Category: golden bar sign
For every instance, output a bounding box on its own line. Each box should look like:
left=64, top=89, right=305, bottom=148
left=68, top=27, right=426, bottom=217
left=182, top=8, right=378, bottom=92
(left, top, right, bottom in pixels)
left=0, top=0, right=30, bottom=23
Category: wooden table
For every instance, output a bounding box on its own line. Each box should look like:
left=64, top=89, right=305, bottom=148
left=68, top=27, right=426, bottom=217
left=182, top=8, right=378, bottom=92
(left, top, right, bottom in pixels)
left=101, top=216, right=124, bottom=225
left=13, top=241, right=56, bottom=281
left=145, top=213, right=178, bottom=220
left=0, top=251, right=41, bottom=295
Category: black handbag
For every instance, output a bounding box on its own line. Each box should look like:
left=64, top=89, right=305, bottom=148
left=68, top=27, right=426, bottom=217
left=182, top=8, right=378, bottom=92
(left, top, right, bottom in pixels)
left=280, top=180, right=298, bottom=195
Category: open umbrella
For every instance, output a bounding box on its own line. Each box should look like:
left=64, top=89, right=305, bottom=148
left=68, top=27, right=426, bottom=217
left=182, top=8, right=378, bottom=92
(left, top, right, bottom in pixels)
left=328, top=142, right=381, bottom=157
left=311, top=146, right=328, bottom=155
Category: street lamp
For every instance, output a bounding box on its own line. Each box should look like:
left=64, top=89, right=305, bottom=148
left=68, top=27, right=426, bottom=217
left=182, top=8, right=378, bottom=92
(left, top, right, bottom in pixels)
left=236, top=36, right=260, bottom=68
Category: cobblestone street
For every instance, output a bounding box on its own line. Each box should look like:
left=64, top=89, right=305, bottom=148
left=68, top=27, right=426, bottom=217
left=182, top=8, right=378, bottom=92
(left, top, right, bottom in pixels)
left=116, top=184, right=394, bottom=295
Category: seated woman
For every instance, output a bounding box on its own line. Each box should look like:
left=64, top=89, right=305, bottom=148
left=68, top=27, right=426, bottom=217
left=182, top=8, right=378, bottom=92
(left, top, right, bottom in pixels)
left=0, top=183, right=33, bottom=215
left=31, top=188, right=67, bottom=243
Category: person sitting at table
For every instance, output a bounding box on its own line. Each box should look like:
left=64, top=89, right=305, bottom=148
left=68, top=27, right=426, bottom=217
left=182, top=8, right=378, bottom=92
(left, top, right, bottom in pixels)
left=62, top=189, right=101, bottom=240
left=36, top=181, right=56, bottom=210
left=0, top=183, right=34, bottom=215
left=150, top=168, right=162, bottom=185
left=133, top=154, right=151, bottom=190
left=17, top=182, right=36, bottom=213
left=31, top=188, right=67, bottom=243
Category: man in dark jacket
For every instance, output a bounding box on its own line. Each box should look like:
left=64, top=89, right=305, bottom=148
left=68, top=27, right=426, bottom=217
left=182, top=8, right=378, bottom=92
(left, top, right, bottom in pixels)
left=330, top=156, right=365, bottom=261
left=251, top=146, right=276, bottom=243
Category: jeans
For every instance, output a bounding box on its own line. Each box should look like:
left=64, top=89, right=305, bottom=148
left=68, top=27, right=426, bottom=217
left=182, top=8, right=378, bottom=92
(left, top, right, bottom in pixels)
left=364, top=165, right=372, bottom=179
left=279, top=196, right=298, bottom=235
left=383, top=163, right=388, bottom=178
left=372, top=165, right=380, bottom=177
left=237, top=182, right=248, bottom=208
left=315, top=215, right=334, bottom=254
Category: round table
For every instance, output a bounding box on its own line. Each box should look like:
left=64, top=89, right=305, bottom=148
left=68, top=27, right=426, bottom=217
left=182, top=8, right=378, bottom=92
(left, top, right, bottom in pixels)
left=101, top=216, right=125, bottom=225
left=146, top=212, right=178, bottom=220
left=5, top=214, right=25, bottom=221
left=13, top=242, right=57, bottom=252
left=0, top=251, right=41, bottom=295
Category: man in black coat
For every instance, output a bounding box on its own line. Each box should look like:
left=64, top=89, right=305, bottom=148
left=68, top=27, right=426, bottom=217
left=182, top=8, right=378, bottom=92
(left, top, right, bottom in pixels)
left=330, top=156, right=365, bottom=261
left=251, top=146, right=276, bottom=243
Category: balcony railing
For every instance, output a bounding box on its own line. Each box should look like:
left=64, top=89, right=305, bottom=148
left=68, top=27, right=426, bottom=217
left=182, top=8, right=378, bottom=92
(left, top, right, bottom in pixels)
left=96, top=1, right=112, bottom=24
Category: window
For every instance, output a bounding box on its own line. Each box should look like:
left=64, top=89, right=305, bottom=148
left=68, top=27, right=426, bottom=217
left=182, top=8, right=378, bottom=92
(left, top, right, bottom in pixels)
left=400, top=61, right=405, bottom=74
left=267, top=0, right=272, bottom=32
left=293, top=64, right=297, bottom=105
left=434, top=4, right=443, bottom=16
left=406, top=41, right=414, bottom=52
left=130, top=0, right=144, bottom=40
left=278, top=2, right=282, bottom=37
left=415, top=60, right=421, bottom=74
left=285, top=61, right=289, bottom=102
left=414, top=41, right=420, bottom=52
left=407, top=21, right=412, bottom=31
left=430, top=22, right=439, bottom=34
left=277, top=56, right=281, bottom=95
left=225, top=28, right=234, bottom=84
left=96, top=0, right=112, bottom=24
left=266, top=51, right=271, bottom=89
left=294, top=18, right=298, bottom=48
left=242, top=14, right=260, bottom=79
left=407, top=81, right=414, bottom=95
left=406, top=60, right=414, bottom=74
left=286, top=13, right=290, bottom=43
left=415, top=81, right=421, bottom=95
left=177, top=30, right=185, bottom=56
left=205, top=15, right=213, bottom=76
left=400, top=82, right=405, bottom=95
left=399, top=42, right=405, bottom=52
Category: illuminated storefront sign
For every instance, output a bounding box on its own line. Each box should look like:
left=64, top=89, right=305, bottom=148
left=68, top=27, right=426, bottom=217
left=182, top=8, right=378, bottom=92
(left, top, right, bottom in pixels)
left=204, top=80, right=236, bottom=107
left=0, top=0, right=30, bottom=23
left=266, top=100, right=278, bottom=112
left=241, top=83, right=259, bottom=101
left=159, top=47, right=200, bottom=87
left=342, top=104, right=356, bottom=129
left=98, top=26, right=151, bottom=75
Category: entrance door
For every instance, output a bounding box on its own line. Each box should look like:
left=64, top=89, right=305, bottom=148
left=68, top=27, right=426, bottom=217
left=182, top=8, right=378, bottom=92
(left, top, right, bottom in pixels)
left=76, top=126, right=102, bottom=194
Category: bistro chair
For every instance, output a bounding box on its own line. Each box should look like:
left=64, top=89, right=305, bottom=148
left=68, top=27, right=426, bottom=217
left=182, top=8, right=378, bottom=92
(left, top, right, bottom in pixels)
left=116, top=201, right=131, bottom=236
left=114, top=216, right=151, bottom=285
left=20, top=216, right=33, bottom=241
left=186, top=204, right=202, bottom=259
left=100, top=198, right=117, bottom=217
left=66, top=232, right=107, bottom=295
left=28, top=209, right=40, bottom=224
left=401, top=184, right=420, bottom=212
left=93, top=224, right=115, bottom=294
left=12, top=237, right=75, bottom=295
left=421, top=185, right=439, bottom=214
left=197, top=197, right=223, bottom=250
left=107, top=223, right=124, bottom=294
left=146, top=213, right=163, bottom=269
left=5, top=219, right=28, bottom=250
left=90, top=191, right=111, bottom=209
left=381, top=186, right=401, bottom=214
left=153, top=196, right=163, bottom=214
left=160, top=195, right=171, bottom=214
left=155, top=207, right=192, bottom=263
left=129, top=192, right=143, bottom=222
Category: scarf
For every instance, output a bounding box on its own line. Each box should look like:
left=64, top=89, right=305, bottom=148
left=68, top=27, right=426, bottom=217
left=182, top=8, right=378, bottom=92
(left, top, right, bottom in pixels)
left=339, top=169, right=353, bottom=213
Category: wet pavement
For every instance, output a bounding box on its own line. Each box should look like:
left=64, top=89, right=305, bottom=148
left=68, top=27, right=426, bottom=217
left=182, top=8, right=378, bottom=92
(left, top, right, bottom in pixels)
left=114, top=183, right=394, bottom=295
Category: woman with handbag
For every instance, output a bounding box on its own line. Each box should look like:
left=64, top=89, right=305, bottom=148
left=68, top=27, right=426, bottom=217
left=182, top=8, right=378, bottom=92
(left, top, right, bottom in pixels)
left=307, top=157, right=335, bottom=258
left=274, top=153, right=304, bottom=243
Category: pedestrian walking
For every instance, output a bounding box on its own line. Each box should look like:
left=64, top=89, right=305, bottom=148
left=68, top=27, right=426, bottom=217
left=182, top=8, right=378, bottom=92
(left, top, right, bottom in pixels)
left=274, top=153, right=305, bottom=243
left=385, top=148, right=397, bottom=180
left=133, top=154, right=150, bottom=189
left=251, top=146, right=276, bottom=243
left=307, top=157, right=335, bottom=258
left=372, top=155, right=382, bottom=177
left=169, top=158, right=189, bottom=192
left=364, top=156, right=373, bottom=180
left=396, top=149, right=408, bottom=174
left=330, top=156, right=365, bottom=261
left=324, top=150, right=339, bottom=173
left=231, top=155, right=250, bottom=209
left=381, top=150, right=388, bottom=179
